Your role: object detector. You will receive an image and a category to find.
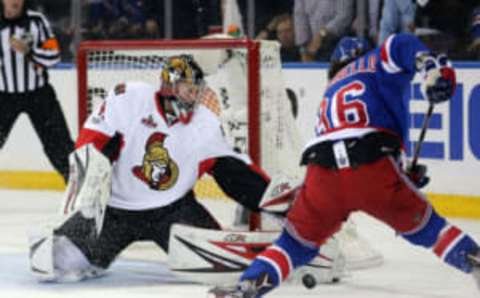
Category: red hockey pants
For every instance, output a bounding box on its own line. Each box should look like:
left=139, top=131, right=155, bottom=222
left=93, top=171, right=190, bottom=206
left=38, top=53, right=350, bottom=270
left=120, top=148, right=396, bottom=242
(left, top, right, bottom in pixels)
left=286, top=156, right=430, bottom=247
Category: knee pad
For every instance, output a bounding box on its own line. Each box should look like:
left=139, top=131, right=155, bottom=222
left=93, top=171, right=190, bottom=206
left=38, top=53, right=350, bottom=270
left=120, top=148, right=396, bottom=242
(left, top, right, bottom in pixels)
left=29, top=228, right=56, bottom=281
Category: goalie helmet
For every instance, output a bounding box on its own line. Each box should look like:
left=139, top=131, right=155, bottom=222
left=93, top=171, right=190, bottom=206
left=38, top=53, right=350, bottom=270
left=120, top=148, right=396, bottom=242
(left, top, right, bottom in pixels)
left=161, top=55, right=204, bottom=86
left=160, top=55, right=205, bottom=123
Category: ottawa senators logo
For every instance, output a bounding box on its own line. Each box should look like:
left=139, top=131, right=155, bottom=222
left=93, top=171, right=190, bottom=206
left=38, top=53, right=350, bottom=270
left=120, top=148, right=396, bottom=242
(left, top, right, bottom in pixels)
left=132, top=132, right=179, bottom=190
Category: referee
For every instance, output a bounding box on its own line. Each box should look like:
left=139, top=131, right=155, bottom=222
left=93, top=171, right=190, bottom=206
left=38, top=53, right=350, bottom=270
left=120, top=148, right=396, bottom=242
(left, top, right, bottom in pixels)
left=0, top=0, right=73, bottom=182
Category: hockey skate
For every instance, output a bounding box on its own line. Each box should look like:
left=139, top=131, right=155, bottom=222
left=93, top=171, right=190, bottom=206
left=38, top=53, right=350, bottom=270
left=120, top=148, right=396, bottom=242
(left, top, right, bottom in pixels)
left=207, top=280, right=258, bottom=298
left=468, top=249, right=480, bottom=289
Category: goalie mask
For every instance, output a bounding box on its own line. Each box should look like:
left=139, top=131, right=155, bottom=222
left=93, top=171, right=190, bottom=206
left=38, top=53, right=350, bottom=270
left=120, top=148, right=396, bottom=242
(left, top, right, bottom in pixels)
left=160, top=55, right=205, bottom=124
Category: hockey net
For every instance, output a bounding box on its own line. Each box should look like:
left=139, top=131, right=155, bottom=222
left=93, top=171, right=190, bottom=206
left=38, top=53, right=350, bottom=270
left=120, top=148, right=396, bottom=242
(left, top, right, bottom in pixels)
left=77, top=38, right=382, bottom=269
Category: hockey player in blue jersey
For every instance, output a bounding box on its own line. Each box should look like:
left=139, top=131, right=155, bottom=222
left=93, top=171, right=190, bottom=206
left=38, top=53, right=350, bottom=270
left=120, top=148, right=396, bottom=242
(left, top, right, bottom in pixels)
left=208, top=33, right=480, bottom=297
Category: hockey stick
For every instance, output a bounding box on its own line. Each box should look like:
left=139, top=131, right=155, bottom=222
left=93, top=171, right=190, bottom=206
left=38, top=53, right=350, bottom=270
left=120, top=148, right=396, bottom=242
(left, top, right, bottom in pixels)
left=410, top=102, right=434, bottom=169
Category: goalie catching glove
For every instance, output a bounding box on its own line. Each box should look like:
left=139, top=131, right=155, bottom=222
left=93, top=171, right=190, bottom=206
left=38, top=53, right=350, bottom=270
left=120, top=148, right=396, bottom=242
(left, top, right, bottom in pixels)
left=258, top=175, right=303, bottom=217
left=416, top=52, right=456, bottom=104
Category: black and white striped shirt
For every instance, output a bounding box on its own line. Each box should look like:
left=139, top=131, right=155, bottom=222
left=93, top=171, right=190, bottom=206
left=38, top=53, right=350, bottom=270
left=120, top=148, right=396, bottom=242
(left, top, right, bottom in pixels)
left=0, top=9, right=60, bottom=94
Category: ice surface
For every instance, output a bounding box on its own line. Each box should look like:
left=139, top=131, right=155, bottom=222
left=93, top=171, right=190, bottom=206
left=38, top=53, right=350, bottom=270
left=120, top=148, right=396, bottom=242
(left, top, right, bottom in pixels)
left=1, top=189, right=479, bottom=298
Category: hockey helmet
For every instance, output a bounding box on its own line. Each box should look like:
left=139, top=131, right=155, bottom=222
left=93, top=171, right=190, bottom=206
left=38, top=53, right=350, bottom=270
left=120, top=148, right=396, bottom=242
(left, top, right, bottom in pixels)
left=330, top=37, right=371, bottom=64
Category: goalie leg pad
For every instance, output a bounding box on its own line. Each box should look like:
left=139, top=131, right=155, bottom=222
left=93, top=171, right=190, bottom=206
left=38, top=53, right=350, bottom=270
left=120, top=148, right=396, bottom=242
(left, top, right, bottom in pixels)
left=52, top=235, right=102, bottom=281
left=29, top=227, right=105, bottom=282
left=29, top=228, right=55, bottom=281
left=168, top=223, right=344, bottom=287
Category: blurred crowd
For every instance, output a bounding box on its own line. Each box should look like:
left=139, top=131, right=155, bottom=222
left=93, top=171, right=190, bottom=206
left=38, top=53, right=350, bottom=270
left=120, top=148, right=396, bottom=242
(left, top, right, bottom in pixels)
left=30, top=0, right=480, bottom=62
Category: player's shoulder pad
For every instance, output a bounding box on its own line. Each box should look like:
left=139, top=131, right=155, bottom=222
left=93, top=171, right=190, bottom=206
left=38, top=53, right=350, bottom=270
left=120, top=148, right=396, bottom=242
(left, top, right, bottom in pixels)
left=380, top=33, right=425, bottom=74
left=380, top=34, right=402, bottom=74
left=194, top=104, right=223, bottom=140
left=109, top=81, right=155, bottom=100
left=105, top=82, right=156, bottom=117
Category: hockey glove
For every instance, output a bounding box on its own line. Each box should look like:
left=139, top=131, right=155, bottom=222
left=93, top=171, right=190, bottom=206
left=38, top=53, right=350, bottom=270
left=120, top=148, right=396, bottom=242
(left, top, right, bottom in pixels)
left=406, top=163, right=430, bottom=189
left=417, top=53, right=456, bottom=104
left=258, top=175, right=302, bottom=217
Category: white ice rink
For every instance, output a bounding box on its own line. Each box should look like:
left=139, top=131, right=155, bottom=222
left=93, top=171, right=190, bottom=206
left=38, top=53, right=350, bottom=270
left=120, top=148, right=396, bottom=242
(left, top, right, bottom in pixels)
left=1, top=189, right=479, bottom=298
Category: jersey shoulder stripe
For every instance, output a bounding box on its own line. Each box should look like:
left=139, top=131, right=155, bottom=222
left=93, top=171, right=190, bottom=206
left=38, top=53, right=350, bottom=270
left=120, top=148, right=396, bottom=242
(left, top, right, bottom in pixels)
left=380, top=34, right=402, bottom=74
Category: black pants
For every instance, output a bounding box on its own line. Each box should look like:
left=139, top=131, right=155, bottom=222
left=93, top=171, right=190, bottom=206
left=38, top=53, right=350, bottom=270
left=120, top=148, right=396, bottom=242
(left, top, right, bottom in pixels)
left=0, top=84, right=74, bottom=182
left=55, top=191, right=221, bottom=269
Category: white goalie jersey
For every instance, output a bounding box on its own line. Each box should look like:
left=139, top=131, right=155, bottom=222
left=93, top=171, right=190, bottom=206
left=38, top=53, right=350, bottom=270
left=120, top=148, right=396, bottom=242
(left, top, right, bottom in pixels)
left=80, top=81, right=250, bottom=211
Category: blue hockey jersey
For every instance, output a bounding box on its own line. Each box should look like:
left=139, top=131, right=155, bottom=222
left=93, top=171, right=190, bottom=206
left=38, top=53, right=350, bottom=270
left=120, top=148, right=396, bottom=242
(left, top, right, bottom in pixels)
left=306, top=34, right=430, bottom=150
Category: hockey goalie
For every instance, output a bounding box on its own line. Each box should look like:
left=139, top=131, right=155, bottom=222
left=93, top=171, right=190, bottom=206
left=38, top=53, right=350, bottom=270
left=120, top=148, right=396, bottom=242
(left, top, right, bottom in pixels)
left=28, top=54, right=344, bottom=286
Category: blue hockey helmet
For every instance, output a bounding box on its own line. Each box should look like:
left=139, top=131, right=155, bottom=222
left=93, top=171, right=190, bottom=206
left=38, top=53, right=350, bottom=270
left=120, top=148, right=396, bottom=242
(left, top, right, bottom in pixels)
left=330, top=37, right=371, bottom=64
